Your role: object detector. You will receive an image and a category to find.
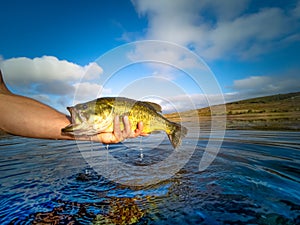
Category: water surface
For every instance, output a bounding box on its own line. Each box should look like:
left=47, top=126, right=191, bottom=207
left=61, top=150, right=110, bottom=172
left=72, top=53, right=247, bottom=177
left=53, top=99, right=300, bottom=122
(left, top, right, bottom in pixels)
left=0, top=130, right=299, bottom=224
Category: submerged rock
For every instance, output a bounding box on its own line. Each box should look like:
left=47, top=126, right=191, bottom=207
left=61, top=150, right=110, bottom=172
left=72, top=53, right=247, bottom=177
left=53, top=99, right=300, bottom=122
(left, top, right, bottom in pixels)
left=93, top=197, right=145, bottom=225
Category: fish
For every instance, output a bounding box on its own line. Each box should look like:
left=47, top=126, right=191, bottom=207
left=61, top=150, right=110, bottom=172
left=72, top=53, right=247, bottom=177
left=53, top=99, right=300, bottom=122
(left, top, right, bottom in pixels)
left=62, top=97, right=188, bottom=149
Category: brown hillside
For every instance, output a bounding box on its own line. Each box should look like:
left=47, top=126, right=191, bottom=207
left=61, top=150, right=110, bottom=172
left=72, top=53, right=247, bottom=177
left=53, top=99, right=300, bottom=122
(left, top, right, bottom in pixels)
left=165, top=92, right=300, bottom=130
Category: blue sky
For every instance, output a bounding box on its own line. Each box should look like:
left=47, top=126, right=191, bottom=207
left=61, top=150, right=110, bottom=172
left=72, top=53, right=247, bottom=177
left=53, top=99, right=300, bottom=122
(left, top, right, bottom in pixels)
left=0, top=0, right=300, bottom=113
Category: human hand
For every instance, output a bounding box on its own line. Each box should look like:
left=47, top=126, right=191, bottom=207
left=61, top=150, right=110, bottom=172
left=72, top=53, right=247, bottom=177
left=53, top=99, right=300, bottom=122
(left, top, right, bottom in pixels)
left=94, top=116, right=148, bottom=144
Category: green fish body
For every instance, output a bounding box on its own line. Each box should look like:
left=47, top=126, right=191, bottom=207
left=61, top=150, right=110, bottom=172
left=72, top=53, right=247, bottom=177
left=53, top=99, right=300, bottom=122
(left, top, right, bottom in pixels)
left=62, top=97, right=187, bottom=148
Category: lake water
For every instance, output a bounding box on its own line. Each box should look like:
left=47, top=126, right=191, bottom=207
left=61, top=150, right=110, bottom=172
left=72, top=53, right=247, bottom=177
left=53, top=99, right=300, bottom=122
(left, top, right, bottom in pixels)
left=0, top=130, right=299, bottom=224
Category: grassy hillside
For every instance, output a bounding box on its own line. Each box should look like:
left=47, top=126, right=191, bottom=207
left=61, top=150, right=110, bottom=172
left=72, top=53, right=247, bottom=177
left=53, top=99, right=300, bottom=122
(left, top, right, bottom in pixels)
left=165, top=92, right=300, bottom=130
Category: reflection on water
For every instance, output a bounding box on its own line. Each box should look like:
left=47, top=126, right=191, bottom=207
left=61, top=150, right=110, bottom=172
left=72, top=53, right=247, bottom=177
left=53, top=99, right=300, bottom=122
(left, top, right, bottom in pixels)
left=0, top=130, right=299, bottom=224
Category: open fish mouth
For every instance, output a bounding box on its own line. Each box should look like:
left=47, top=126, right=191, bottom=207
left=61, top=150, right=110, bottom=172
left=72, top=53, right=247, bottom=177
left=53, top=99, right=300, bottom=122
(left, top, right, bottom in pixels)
left=67, top=106, right=84, bottom=124
left=62, top=107, right=94, bottom=135
left=62, top=105, right=111, bottom=136
left=62, top=107, right=80, bottom=132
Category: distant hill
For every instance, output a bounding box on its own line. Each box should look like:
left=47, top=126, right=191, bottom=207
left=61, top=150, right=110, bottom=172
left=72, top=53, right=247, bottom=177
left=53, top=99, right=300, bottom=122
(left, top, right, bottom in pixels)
left=165, top=92, right=300, bottom=130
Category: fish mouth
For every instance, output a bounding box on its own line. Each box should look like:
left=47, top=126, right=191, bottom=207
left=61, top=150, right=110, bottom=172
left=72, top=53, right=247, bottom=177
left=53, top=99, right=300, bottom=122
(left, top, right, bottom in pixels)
left=67, top=106, right=77, bottom=124
left=62, top=107, right=89, bottom=135
left=62, top=106, right=99, bottom=136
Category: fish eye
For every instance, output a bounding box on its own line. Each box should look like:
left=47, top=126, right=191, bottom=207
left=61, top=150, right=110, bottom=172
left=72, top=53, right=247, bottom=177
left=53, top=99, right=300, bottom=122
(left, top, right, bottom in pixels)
left=82, top=104, right=88, bottom=110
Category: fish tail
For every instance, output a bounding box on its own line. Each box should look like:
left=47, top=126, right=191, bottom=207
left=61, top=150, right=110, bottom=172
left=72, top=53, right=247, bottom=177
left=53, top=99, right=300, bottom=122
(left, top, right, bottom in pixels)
left=167, top=122, right=188, bottom=149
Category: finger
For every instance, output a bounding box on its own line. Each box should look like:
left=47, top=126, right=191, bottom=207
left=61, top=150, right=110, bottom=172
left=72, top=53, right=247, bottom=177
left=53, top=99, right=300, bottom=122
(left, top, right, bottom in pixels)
left=134, top=121, right=143, bottom=137
left=134, top=121, right=149, bottom=137
left=122, top=116, right=132, bottom=137
left=137, top=121, right=144, bottom=131
left=113, top=116, right=122, bottom=141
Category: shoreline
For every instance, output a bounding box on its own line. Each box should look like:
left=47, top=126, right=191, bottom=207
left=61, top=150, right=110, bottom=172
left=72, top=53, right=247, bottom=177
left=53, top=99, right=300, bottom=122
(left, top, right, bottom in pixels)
left=165, top=114, right=300, bottom=132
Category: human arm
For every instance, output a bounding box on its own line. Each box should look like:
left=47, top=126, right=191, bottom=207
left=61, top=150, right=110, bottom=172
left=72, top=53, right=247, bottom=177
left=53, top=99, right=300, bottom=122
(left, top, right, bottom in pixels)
left=0, top=70, right=145, bottom=142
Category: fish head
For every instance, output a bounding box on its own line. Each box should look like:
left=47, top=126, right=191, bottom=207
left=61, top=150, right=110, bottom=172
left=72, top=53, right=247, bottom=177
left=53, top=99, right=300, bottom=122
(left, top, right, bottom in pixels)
left=62, top=102, right=114, bottom=136
left=61, top=104, right=94, bottom=136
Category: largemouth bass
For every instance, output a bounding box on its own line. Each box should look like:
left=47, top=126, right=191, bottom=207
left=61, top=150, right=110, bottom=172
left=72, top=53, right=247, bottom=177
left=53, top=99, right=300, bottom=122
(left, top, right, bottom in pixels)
left=62, top=97, right=187, bottom=148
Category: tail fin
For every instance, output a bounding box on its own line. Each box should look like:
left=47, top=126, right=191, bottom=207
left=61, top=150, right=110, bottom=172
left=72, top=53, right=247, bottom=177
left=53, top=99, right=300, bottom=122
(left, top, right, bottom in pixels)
left=0, top=70, right=12, bottom=95
left=168, top=122, right=188, bottom=149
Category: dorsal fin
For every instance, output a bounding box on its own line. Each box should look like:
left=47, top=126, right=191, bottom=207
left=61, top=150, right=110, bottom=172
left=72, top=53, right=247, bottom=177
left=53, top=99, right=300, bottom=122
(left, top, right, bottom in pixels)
left=143, top=101, right=162, bottom=113
left=0, top=70, right=12, bottom=95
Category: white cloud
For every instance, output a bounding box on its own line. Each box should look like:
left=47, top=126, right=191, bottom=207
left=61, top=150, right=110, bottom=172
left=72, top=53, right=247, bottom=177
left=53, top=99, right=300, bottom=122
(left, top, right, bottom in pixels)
left=205, top=7, right=298, bottom=60
left=35, top=81, right=75, bottom=95
left=0, top=56, right=103, bottom=112
left=163, top=94, right=209, bottom=112
left=126, top=40, right=209, bottom=82
left=142, top=93, right=227, bottom=113
left=203, top=0, right=250, bottom=21
left=83, top=62, right=103, bottom=80
left=160, top=70, right=300, bottom=112
left=1, top=56, right=102, bottom=85
left=127, top=41, right=205, bottom=70
left=233, top=76, right=273, bottom=91
left=131, top=0, right=300, bottom=61
left=73, top=82, right=111, bottom=103
left=127, top=0, right=300, bottom=105
left=231, top=72, right=300, bottom=98
left=2, top=56, right=80, bottom=84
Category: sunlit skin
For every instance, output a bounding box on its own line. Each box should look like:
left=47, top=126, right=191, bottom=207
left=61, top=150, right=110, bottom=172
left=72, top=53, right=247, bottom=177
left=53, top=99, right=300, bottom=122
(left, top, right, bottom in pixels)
left=0, top=70, right=148, bottom=143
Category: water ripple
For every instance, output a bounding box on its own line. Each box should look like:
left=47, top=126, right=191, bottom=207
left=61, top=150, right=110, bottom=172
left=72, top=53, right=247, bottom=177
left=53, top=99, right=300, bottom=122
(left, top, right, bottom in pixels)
left=0, top=131, right=299, bottom=224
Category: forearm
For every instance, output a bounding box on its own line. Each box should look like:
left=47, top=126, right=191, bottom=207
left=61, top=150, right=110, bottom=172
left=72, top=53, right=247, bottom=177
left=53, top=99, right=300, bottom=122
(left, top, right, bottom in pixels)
left=0, top=93, right=76, bottom=140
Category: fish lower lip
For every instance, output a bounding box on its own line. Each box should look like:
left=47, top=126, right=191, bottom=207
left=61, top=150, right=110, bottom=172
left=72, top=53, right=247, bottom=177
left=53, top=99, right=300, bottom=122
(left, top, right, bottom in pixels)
left=62, top=123, right=78, bottom=132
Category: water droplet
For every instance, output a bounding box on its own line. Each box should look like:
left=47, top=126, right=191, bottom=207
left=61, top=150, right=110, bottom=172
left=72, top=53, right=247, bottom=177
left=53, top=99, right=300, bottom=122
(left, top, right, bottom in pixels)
left=139, top=136, right=144, bottom=161
left=89, top=136, right=94, bottom=151
left=85, top=168, right=91, bottom=175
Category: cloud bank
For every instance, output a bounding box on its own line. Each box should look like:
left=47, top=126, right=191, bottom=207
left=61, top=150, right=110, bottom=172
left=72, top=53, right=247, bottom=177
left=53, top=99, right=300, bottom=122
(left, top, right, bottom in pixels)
left=231, top=71, right=300, bottom=98
left=128, top=0, right=300, bottom=110
left=0, top=56, right=104, bottom=112
left=131, top=0, right=300, bottom=60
